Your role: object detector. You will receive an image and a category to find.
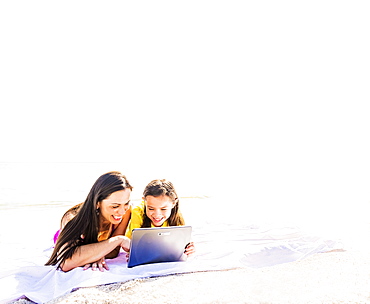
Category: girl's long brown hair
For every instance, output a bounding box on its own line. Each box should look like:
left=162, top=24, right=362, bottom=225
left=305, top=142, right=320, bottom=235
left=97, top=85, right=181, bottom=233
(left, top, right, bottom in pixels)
left=142, top=179, right=185, bottom=228
left=45, top=171, right=133, bottom=269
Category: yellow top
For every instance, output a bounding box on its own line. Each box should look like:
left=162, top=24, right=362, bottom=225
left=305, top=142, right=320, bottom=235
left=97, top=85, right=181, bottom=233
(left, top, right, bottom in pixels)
left=125, top=201, right=169, bottom=239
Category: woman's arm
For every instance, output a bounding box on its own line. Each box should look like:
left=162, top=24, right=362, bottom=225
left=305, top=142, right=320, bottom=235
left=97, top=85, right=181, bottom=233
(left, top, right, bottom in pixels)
left=112, top=209, right=131, bottom=236
left=105, top=210, right=131, bottom=259
left=61, top=235, right=130, bottom=272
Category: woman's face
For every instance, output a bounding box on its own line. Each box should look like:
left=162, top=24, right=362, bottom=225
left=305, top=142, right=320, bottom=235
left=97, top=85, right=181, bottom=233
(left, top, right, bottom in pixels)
left=144, top=195, right=175, bottom=227
left=98, top=189, right=131, bottom=225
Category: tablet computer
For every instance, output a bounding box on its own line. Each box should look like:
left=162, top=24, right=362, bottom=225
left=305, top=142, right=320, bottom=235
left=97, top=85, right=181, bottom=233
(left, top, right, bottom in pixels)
left=127, top=226, right=192, bottom=268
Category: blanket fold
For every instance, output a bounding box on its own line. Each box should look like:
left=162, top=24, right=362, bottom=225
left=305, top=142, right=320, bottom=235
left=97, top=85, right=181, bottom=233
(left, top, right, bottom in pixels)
left=0, top=224, right=341, bottom=303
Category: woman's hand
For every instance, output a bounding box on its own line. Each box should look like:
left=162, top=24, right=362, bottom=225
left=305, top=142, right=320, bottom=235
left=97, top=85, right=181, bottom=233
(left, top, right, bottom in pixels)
left=80, top=236, right=129, bottom=271
left=83, top=257, right=109, bottom=272
left=120, top=236, right=131, bottom=252
left=184, top=242, right=195, bottom=256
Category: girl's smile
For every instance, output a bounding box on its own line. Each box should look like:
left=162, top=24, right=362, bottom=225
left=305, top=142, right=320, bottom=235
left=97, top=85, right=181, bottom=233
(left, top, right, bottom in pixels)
left=144, top=195, right=175, bottom=227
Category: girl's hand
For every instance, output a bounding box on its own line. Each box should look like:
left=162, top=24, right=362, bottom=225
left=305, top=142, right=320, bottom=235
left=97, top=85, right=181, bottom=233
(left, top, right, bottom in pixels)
left=184, top=242, right=195, bottom=256
left=83, top=257, right=109, bottom=272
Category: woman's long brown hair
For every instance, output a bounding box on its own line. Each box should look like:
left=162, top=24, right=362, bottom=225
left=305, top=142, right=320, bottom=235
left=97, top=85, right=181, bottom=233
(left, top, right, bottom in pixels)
left=141, top=179, right=185, bottom=228
left=45, top=171, right=133, bottom=269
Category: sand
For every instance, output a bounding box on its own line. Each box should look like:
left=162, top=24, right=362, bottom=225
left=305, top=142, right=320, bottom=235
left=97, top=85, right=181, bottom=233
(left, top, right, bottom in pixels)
left=10, top=247, right=369, bottom=304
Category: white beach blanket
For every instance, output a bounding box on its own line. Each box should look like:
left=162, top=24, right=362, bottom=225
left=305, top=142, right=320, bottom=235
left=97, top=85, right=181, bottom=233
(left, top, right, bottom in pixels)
left=0, top=223, right=341, bottom=303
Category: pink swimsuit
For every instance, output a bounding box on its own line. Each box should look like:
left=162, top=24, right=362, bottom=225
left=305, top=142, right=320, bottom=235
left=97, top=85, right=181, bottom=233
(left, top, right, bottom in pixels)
left=53, top=230, right=60, bottom=244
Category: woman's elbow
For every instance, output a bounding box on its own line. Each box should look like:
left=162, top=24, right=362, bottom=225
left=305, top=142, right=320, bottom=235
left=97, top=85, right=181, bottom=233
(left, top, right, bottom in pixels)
left=60, top=260, right=77, bottom=272
left=105, top=246, right=120, bottom=259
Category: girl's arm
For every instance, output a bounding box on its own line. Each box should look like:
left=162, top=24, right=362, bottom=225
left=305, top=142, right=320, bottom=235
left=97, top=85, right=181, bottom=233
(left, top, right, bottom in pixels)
left=105, top=210, right=131, bottom=259
left=61, top=235, right=130, bottom=272
left=125, top=203, right=144, bottom=239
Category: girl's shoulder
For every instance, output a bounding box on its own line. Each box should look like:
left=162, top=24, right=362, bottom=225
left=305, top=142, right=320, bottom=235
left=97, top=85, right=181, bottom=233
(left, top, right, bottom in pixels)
left=130, top=200, right=145, bottom=215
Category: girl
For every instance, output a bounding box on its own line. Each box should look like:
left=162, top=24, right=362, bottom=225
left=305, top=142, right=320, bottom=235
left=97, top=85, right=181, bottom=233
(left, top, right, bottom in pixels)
left=46, top=171, right=132, bottom=272
left=125, top=179, right=195, bottom=256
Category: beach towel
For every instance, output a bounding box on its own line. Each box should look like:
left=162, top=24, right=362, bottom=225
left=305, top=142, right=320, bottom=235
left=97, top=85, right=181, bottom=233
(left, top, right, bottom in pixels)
left=0, top=223, right=341, bottom=303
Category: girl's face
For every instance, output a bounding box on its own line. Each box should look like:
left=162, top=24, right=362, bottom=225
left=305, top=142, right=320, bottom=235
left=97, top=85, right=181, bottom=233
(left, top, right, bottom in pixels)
left=144, top=195, right=175, bottom=227
left=98, top=189, right=131, bottom=225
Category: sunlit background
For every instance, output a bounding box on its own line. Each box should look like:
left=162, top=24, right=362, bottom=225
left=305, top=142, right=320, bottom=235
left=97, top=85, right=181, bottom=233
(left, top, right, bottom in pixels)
left=1, top=1, right=369, bottom=266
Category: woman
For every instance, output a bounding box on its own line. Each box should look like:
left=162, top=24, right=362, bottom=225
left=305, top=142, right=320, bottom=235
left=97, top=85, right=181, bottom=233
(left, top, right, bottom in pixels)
left=46, top=171, right=132, bottom=272
left=53, top=202, right=82, bottom=244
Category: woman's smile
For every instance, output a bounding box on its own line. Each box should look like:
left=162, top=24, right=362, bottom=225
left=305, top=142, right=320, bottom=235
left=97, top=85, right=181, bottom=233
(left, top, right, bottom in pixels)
left=112, top=215, right=123, bottom=222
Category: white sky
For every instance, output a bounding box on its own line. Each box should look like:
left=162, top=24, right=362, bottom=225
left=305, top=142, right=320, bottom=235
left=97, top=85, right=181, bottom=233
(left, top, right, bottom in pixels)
left=1, top=1, right=370, bottom=224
